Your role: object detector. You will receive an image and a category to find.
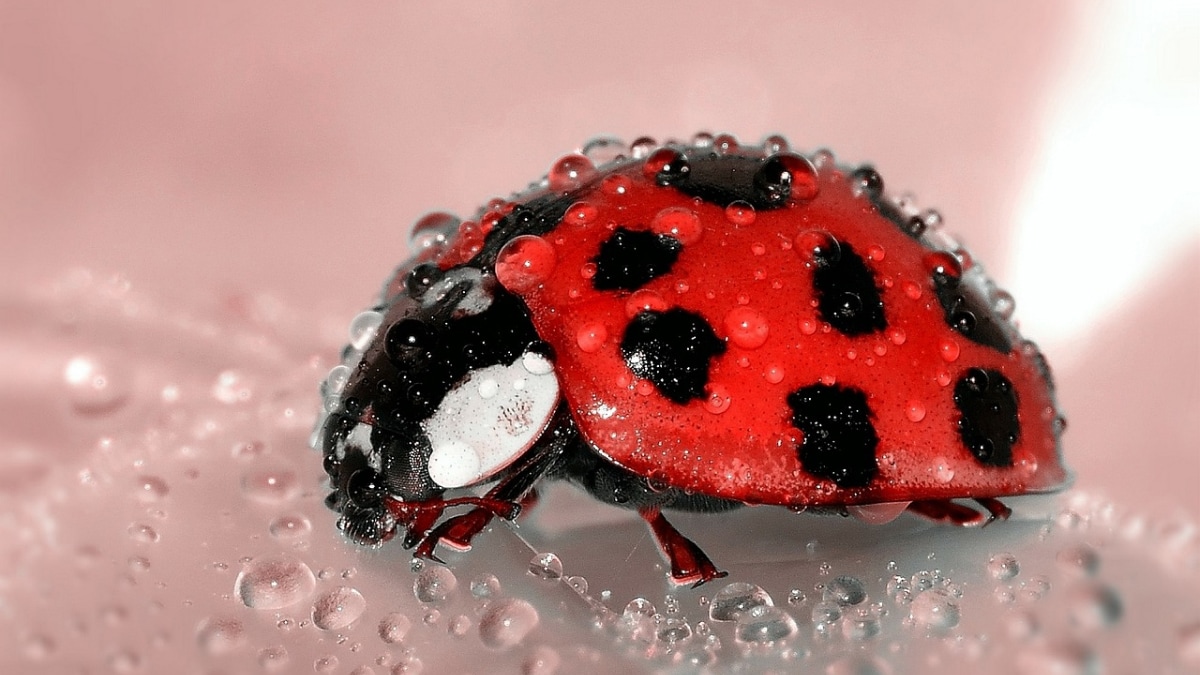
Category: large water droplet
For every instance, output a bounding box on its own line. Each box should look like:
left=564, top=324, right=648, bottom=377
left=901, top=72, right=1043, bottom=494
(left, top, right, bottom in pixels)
left=651, top=206, right=703, bottom=245
left=724, top=306, right=770, bottom=349
left=495, top=235, right=557, bottom=294
left=709, top=582, right=773, bottom=622
left=548, top=154, right=597, bottom=191
left=528, top=552, right=564, bottom=582
left=988, top=553, right=1021, bottom=581
left=196, top=616, right=246, bottom=655
left=235, top=557, right=316, bottom=609
left=408, top=212, right=460, bottom=254
left=347, top=311, right=384, bottom=351
left=268, top=513, right=312, bottom=540
left=580, top=136, right=626, bottom=166
left=413, top=566, right=457, bottom=603
left=734, top=605, right=797, bottom=646
left=823, top=576, right=867, bottom=606
left=378, top=612, right=412, bottom=644
left=479, top=598, right=539, bottom=650
left=311, top=586, right=366, bottom=631
left=910, top=587, right=960, bottom=632
left=470, top=574, right=501, bottom=599
left=63, top=354, right=130, bottom=415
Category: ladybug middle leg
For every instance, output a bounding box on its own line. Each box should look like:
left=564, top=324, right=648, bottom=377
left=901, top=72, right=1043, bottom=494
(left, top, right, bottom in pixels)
left=906, top=498, right=1012, bottom=527
left=640, top=507, right=728, bottom=587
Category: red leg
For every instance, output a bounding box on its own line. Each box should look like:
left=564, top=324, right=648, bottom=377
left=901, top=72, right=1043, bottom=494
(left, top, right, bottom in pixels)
left=641, top=508, right=727, bottom=588
left=906, top=498, right=1011, bottom=527
left=413, top=508, right=495, bottom=562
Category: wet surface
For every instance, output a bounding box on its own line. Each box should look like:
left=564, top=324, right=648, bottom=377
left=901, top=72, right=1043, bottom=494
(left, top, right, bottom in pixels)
left=0, top=272, right=1197, bottom=674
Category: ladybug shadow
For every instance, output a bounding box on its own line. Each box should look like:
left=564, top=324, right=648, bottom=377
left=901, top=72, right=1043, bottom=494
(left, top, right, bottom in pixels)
left=515, top=483, right=1060, bottom=604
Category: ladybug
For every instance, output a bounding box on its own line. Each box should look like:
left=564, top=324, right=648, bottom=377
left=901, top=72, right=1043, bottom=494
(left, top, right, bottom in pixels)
left=313, top=134, right=1069, bottom=586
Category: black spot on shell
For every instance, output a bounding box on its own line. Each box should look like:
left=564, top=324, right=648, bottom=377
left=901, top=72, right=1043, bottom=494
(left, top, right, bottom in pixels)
left=620, top=308, right=725, bottom=404
left=663, top=152, right=789, bottom=211
left=591, top=227, right=683, bottom=292
left=954, top=368, right=1019, bottom=467
left=812, top=243, right=886, bottom=336
left=787, top=383, right=879, bottom=488
left=934, top=277, right=1013, bottom=353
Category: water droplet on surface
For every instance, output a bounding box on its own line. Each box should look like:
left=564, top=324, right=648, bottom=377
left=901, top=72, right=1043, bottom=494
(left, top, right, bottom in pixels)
left=657, top=616, right=693, bottom=643
left=64, top=354, right=130, bottom=414
left=495, top=235, right=557, bottom=294
left=448, top=614, right=472, bottom=637
left=851, top=166, right=884, bottom=199
left=925, top=251, right=963, bottom=287
left=724, top=306, right=769, bottom=349
left=413, top=566, right=457, bottom=603
left=932, top=458, right=955, bottom=483
left=1068, top=582, right=1123, bottom=629
left=703, top=384, right=732, bottom=414
left=314, top=655, right=339, bottom=673
left=408, top=212, right=460, bottom=253
left=1056, top=544, right=1100, bottom=577
left=523, top=645, right=561, bottom=675
left=761, top=134, right=789, bottom=154
left=348, top=311, right=384, bottom=351
left=575, top=322, right=607, bottom=353
left=479, top=598, right=539, bottom=650
left=910, top=587, right=960, bottom=632
left=755, top=152, right=819, bottom=203
left=644, top=147, right=689, bottom=185
left=580, top=136, right=626, bottom=165
left=939, top=339, right=961, bottom=363
left=268, top=513, right=312, bottom=540
left=378, top=612, right=411, bottom=644
left=709, top=582, right=773, bottom=621
left=992, top=289, right=1016, bottom=319
left=470, top=574, right=501, bottom=599
left=134, top=475, right=169, bottom=502
left=724, top=200, right=757, bottom=227
left=127, top=523, right=159, bottom=544
left=629, top=136, right=657, bottom=158
left=887, top=576, right=912, bottom=604
left=548, top=153, right=597, bottom=191
left=988, top=553, right=1021, bottom=581
left=258, top=645, right=289, bottom=671
left=235, top=556, right=316, bottom=609
left=842, top=607, right=884, bottom=642
left=651, top=206, right=703, bottom=245
left=905, top=400, right=926, bottom=423
left=528, top=552, right=564, bottom=581
left=312, top=586, right=366, bottom=631
left=196, top=616, right=246, bottom=655
left=811, top=601, right=842, bottom=624
left=824, top=576, right=867, bottom=606
left=795, top=230, right=841, bottom=266
left=241, top=468, right=300, bottom=503
left=734, top=605, right=797, bottom=646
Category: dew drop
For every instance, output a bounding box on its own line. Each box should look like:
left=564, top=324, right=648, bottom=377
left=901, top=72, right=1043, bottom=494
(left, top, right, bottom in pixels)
left=470, top=574, right=501, bottom=599
left=348, top=311, right=384, bottom=351
left=312, top=586, right=366, bottom=631
left=196, top=616, right=246, bottom=655
left=63, top=354, right=130, bottom=415
left=127, top=523, right=159, bottom=544
left=644, top=148, right=689, bottom=185
left=314, top=655, right=339, bottom=673
left=925, top=251, right=963, bottom=287
left=413, top=566, right=457, bottom=603
left=867, top=244, right=886, bottom=261
left=988, top=553, right=1020, bottom=581
left=765, top=364, right=785, bottom=384
left=761, top=134, right=789, bottom=154
left=939, top=339, right=961, bottom=363
left=580, top=136, right=626, bottom=165
left=528, top=552, right=564, bottom=581
left=268, top=513, right=312, bottom=540
left=479, top=598, right=539, bottom=650
left=723, top=306, right=770, bottom=349
left=713, top=133, right=739, bottom=154
left=134, top=475, right=169, bottom=502
left=703, top=384, right=732, bottom=415
left=932, top=459, right=955, bottom=483
left=795, top=230, right=841, bottom=266
left=601, top=174, right=632, bottom=196
left=910, top=587, right=960, bottom=632
left=548, top=154, right=597, bottom=191
left=235, top=557, right=316, bottom=609
left=575, top=322, right=607, bottom=353
left=650, top=206, right=703, bottom=245
left=724, top=200, right=757, bottom=227
left=851, top=167, right=884, bottom=199
left=841, top=607, right=884, bottom=642
left=495, top=235, right=557, bottom=294
left=709, top=582, right=773, bottom=622
left=823, top=576, right=867, bottom=606
left=992, top=289, right=1016, bottom=319
left=905, top=401, right=926, bottom=423
left=258, top=645, right=289, bottom=671
left=629, top=136, right=657, bottom=159
left=1067, top=582, right=1123, bottom=629
left=523, top=645, right=561, bottom=675
left=241, top=468, right=300, bottom=503
left=408, top=212, right=460, bottom=253
left=1056, top=544, right=1100, bottom=577
left=378, top=612, right=412, bottom=644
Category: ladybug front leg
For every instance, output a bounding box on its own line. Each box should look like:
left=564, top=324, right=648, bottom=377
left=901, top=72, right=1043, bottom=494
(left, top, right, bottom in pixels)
left=413, top=409, right=574, bottom=561
left=640, top=507, right=728, bottom=588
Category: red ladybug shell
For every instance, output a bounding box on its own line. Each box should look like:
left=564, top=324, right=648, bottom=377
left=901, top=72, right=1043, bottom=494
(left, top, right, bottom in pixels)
left=435, top=142, right=1068, bottom=508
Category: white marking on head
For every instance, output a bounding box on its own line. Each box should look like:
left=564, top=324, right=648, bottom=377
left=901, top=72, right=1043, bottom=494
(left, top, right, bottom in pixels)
left=422, top=352, right=559, bottom=489
left=343, top=422, right=382, bottom=472
left=423, top=267, right=492, bottom=315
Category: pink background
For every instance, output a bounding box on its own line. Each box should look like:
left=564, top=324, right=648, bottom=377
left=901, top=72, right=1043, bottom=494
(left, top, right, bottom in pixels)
left=1, top=2, right=1197, bottom=672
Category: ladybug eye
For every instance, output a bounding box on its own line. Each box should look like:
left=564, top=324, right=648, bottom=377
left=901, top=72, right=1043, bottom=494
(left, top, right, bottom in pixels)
left=386, top=319, right=434, bottom=364
left=754, top=152, right=818, bottom=204
left=347, top=468, right=385, bottom=508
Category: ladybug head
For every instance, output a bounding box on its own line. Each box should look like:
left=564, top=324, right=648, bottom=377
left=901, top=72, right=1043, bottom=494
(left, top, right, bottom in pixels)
left=314, top=262, right=559, bottom=546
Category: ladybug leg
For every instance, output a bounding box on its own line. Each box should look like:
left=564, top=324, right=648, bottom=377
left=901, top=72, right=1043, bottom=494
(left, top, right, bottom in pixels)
left=974, top=497, right=1012, bottom=526
left=906, top=498, right=1011, bottom=527
left=640, top=507, right=728, bottom=588
left=413, top=411, right=574, bottom=560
